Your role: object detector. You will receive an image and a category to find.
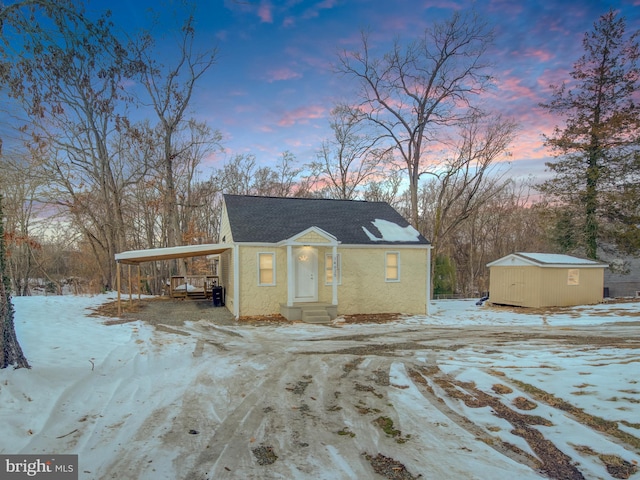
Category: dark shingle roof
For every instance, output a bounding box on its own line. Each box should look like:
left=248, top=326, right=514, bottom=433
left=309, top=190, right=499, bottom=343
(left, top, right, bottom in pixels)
left=223, top=194, right=430, bottom=245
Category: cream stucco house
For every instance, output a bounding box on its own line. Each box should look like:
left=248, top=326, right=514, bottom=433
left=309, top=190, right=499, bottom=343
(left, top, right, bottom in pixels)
left=219, top=195, right=432, bottom=322
left=115, top=195, right=432, bottom=322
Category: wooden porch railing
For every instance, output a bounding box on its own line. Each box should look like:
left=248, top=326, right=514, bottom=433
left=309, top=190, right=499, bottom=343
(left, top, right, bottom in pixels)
left=170, top=275, right=219, bottom=299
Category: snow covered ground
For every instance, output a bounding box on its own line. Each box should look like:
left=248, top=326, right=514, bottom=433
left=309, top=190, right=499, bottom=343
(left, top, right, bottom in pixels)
left=2, top=295, right=639, bottom=479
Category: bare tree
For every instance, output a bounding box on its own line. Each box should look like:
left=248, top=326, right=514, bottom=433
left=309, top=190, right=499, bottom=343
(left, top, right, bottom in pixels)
left=214, top=152, right=306, bottom=197
left=135, top=15, right=218, bottom=252
left=449, top=179, right=548, bottom=295
left=214, top=154, right=258, bottom=195
left=0, top=154, right=44, bottom=295
left=310, top=105, right=388, bottom=199
left=0, top=1, right=143, bottom=288
left=362, top=167, right=404, bottom=210
left=422, top=114, right=517, bottom=249
left=418, top=113, right=517, bottom=293
left=172, top=120, right=222, bottom=243
left=338, top=11, right=494, bottom=226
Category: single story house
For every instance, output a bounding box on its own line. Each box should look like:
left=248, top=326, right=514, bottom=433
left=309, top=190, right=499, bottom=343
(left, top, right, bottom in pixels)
left=219, top=194, right=431, bottom=321
left=487, top=252, right=607, bottom=308
left=115, top=195, right=432, bottom=322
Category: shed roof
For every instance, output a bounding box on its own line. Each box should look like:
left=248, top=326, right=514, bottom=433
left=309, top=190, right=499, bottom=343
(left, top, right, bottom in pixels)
left=223, top=194, right=430, bottom=245
left=487, top=252, right=608, bottom=268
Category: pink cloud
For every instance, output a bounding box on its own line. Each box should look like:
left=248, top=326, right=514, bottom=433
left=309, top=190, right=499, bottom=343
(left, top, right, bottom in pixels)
left=266, top=67, right=303, bottom=82
left=539, top=67, right=572, bottom=90
left=277, top=105, right=326, bottom=127
left=521, top=48, right=554, bottom=63
left=494, top=76, right=539, bottom=102
left=302, top=0, right=338, bottom=20
left=258, top=1, right=273, bottom=23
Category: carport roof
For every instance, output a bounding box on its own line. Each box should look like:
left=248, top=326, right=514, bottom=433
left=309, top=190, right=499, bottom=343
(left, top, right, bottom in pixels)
left=115, top=244, right=231, bottom=265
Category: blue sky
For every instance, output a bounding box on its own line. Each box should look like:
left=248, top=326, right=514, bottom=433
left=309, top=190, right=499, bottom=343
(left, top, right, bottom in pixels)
left=12, top=0, right=640, bottom=179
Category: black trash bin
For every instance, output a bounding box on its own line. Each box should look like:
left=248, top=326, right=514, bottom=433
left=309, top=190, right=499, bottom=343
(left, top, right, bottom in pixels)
left=212, top=286, right=225, bottom=307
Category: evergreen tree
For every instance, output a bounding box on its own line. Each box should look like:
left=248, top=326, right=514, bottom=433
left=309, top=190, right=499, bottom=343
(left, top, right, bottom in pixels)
left=433, top=254, right=456, bottom=296
left=0, top=194, right=30, bottom=369
left=539, top=9, right=640, bottom=259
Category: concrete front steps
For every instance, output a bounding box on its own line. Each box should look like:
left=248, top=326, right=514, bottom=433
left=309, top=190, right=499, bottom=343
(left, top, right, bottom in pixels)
left=280, top=302, right=337, bottom=324
left=302, top=309, right=331, bottom=324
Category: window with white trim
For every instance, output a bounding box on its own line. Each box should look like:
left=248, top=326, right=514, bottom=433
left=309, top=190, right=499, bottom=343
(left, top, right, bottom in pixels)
left=385, top=252, right=400, bottom=282
left=258, top=252, right=275, bottom=286
left=325, top=253, right=342, bottom=285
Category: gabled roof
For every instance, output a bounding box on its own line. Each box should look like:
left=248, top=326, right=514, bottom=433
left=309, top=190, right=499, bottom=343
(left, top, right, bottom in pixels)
left=223, top=194, right=430, bottom=245
left=487, top=252, right=608, bottom=268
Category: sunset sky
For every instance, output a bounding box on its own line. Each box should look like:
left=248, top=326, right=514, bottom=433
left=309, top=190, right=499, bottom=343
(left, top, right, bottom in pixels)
left=9, top=0, right=640, bottom=181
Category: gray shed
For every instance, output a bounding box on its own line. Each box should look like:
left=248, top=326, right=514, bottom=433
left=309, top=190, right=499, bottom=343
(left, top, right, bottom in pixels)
left=487, top=253, right=607, bottom=308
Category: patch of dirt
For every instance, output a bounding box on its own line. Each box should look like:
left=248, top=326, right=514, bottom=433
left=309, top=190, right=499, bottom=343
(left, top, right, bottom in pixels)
left=362, top=452, right=420, bottom=480
left=513, top=397, right=538, bottom=411
left=237, top=314, right=289, bottom=323
left=285, top=376, right=313, bottom=395
left=574, top=446, right=639, bottom=479
left=91, top=297, right=236, bottom=326
left=492, top=384, right=513, bottom=394
left=341, top=313, right=405, bottom=324
left=373, top=416, right=411, bottom=444
left=251, top=445, right=278, bottom=466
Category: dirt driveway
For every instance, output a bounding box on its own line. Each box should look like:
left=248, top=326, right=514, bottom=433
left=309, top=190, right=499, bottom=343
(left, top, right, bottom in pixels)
left=97, top=300, right=640, bottom=480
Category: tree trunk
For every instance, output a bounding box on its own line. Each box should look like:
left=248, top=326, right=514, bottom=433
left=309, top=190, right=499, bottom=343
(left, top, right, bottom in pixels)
left=0, top=195, right=30, bottom=369
left=0, top=279, right=30, bottom=369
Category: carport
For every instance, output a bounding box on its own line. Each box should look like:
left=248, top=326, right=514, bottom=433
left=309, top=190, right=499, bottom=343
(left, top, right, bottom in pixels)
left=114, top=244, right=232, bottom=316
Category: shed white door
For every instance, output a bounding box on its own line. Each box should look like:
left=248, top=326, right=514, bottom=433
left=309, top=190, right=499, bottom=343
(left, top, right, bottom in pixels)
left=507, top=267, right=525, bottom=305
left=294, top=247, right=318, bottom=302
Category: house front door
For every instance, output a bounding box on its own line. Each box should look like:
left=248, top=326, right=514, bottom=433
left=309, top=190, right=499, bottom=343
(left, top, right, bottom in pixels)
left=294, top=247, right=318, bottom=302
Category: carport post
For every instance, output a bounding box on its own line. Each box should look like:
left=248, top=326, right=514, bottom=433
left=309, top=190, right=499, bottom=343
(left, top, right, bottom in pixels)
left=128, top=265, right=132, bottom=306
left=116, top=262, right=121, bottom=317
left=426, top=246, right=432, bottom=315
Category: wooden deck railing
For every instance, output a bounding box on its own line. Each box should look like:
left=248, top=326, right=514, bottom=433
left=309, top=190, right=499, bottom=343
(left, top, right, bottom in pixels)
left=170, top=275, right=219, bottom=298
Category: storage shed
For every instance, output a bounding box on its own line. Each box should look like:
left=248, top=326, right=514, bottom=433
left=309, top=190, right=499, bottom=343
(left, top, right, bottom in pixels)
left=487, top=253, right=607, bottom=308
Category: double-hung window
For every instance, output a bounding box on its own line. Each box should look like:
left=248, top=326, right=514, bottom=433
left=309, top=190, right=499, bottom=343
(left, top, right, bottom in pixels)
left=385, top=252, right=400, bottom=282
left=258, top=252, right=275, bottom=286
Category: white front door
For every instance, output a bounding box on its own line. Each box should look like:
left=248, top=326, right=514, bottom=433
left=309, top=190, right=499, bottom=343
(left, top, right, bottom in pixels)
left=294, top=247, right=318, bottom=302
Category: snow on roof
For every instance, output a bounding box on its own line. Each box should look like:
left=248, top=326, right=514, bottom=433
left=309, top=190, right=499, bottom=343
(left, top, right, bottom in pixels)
left=487, top=252, right=608, bottom=268
left=517, top=253, right=603, bottom=265
left=362, top=219, right=422, bottom=242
